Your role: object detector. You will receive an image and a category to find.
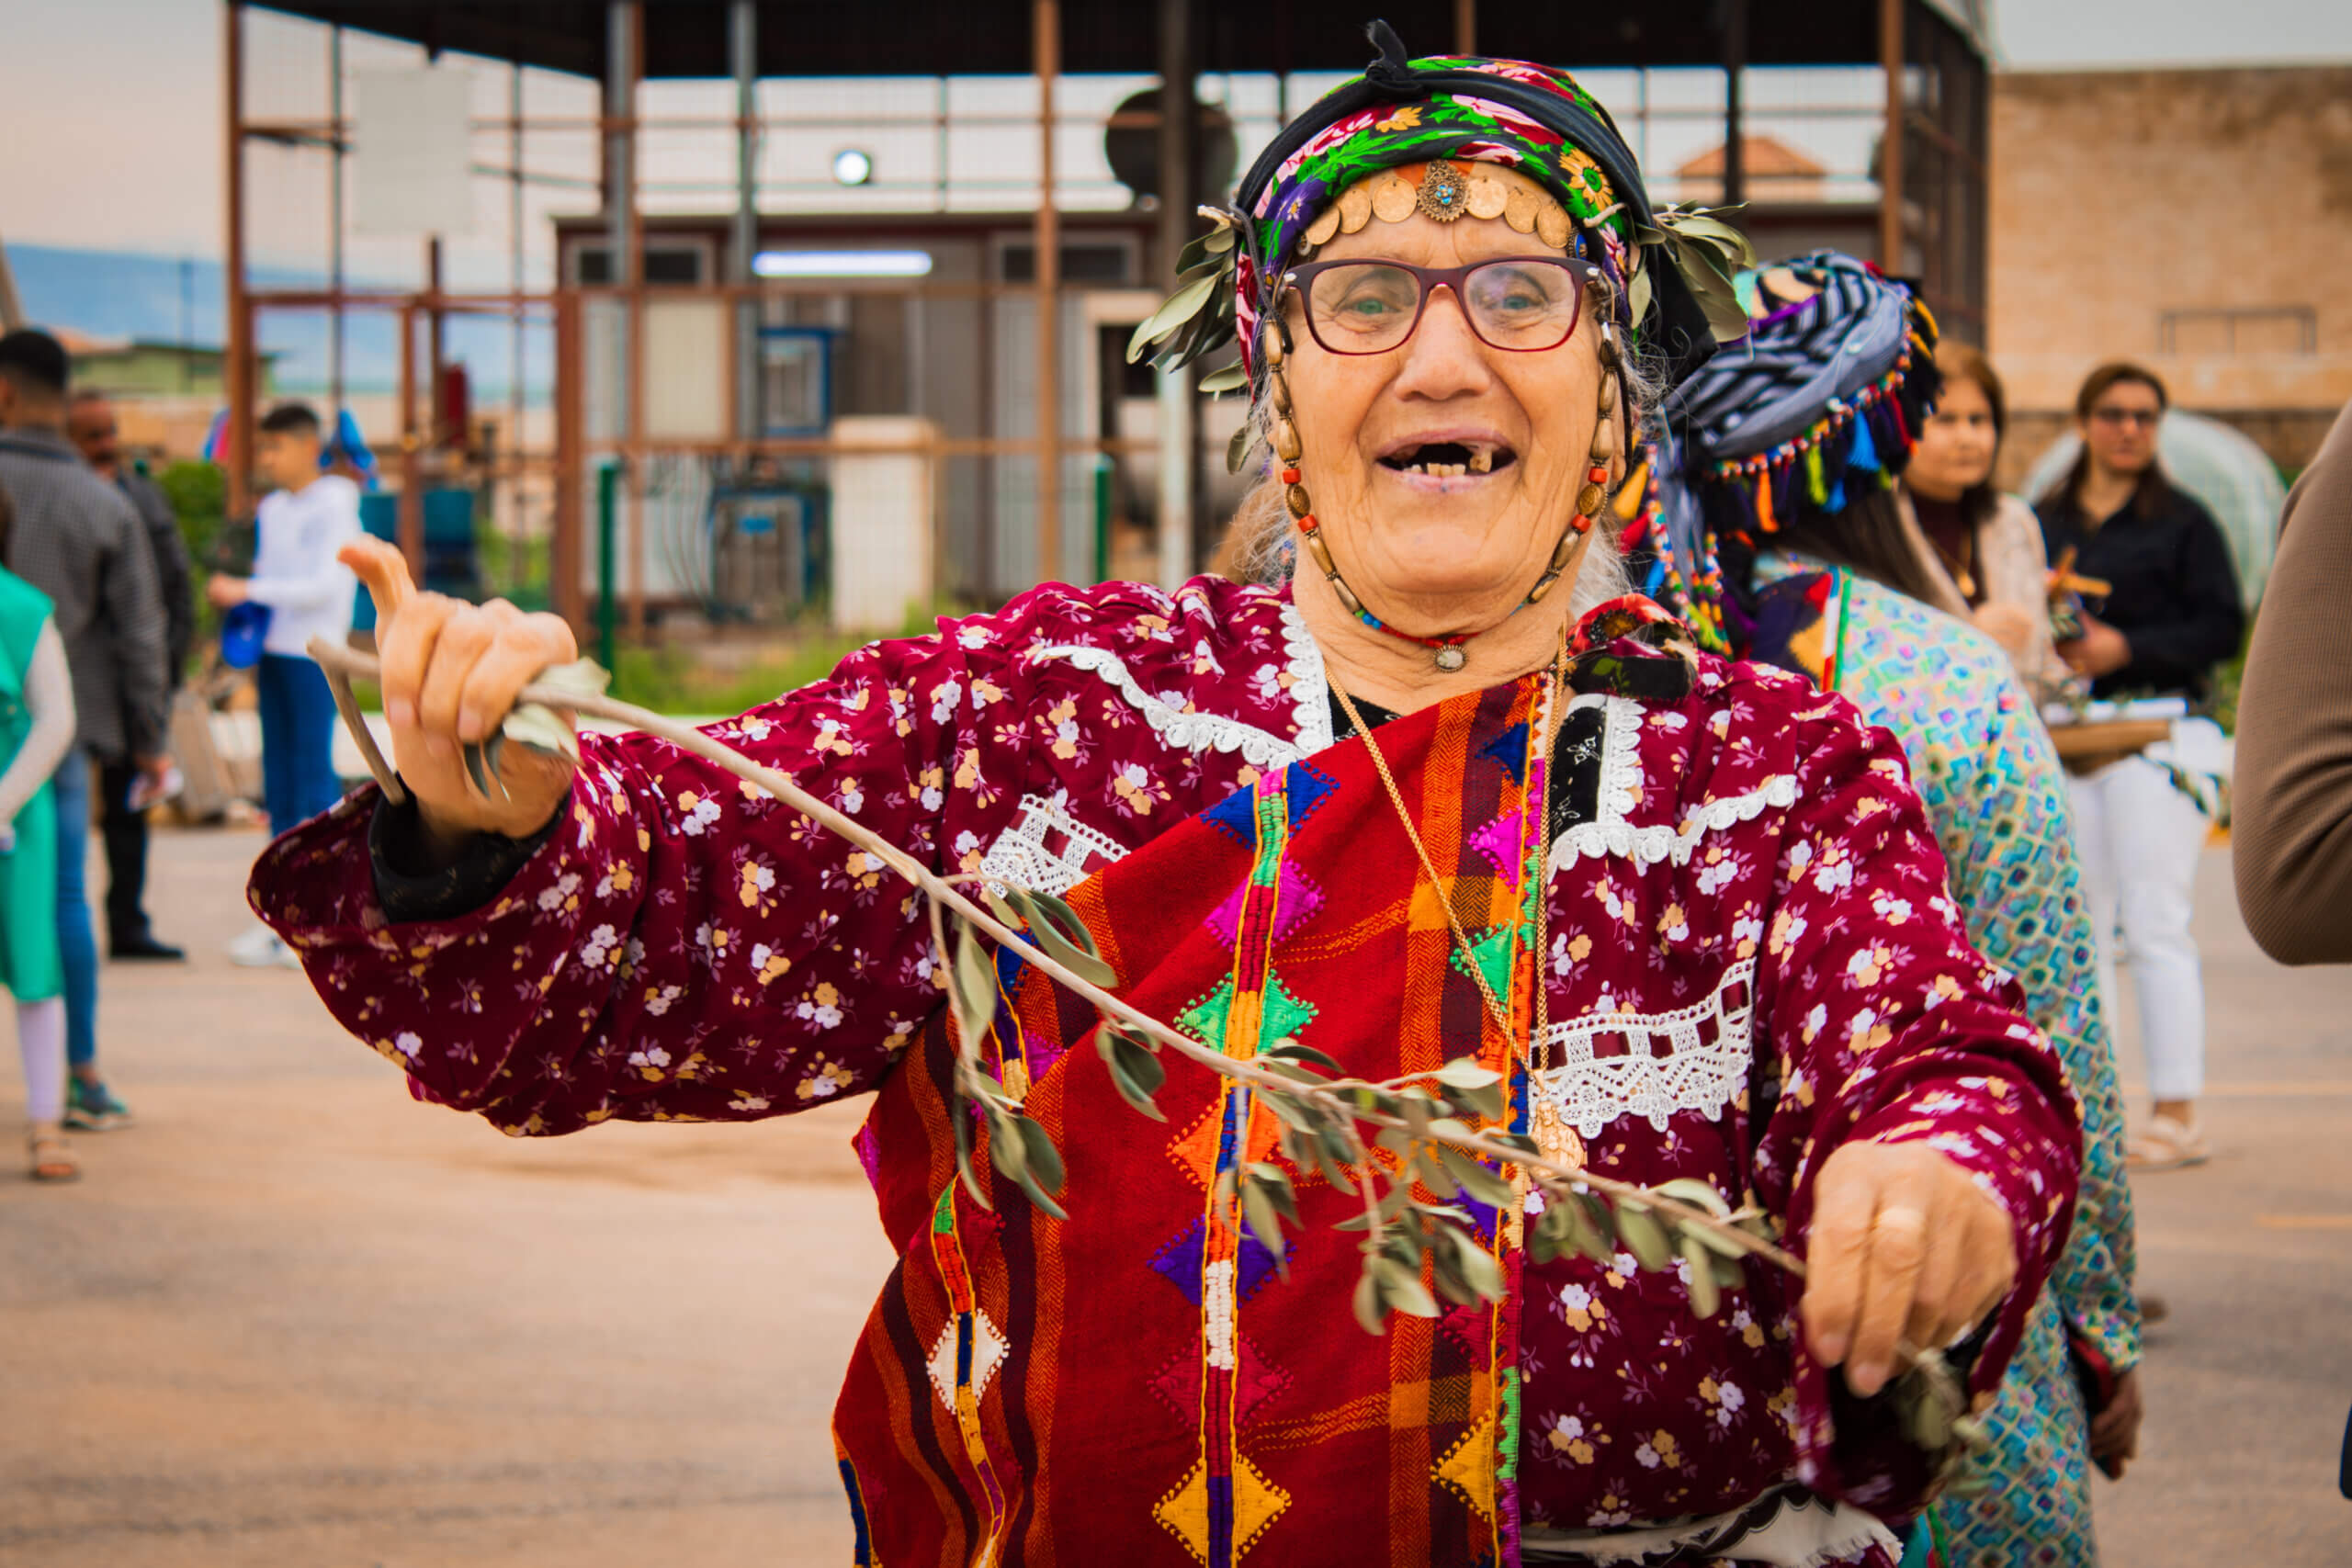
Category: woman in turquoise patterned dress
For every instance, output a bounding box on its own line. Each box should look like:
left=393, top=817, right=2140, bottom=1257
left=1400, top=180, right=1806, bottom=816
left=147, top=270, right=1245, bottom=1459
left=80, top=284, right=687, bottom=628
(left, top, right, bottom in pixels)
left=1651, top=254, right=2142, bottom=1565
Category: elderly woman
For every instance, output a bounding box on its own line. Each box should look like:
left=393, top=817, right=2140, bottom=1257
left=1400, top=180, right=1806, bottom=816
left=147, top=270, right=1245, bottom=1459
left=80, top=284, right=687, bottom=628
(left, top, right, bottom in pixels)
left=1657, top=253, right=2140, bottom=1566
left=252, top=31, right=2079, bottom=1568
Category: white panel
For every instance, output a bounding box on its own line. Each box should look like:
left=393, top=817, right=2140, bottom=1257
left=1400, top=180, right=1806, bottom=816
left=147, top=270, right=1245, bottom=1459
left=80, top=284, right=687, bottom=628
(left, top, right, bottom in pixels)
left=351, top=69, right=477, bottom=237
left=831, top=416, right=937, bottom=633
left=642, top=298, right=728, bottom=442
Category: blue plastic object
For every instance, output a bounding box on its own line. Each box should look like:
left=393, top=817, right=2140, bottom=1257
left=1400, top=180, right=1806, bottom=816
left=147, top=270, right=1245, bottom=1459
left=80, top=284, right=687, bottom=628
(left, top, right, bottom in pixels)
left=220, top=601, right=272, bottom=669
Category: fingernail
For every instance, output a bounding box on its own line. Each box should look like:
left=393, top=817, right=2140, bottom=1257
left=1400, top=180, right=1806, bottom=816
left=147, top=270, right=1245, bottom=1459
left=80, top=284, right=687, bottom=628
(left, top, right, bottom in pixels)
left=458, top=707, right=483, bottom=742
left=1814, top=1331, right=1848, bottom=1365
left=1849, top=1359, right=1886, bottom=1397
left=389, top=698, right=415, bottom=728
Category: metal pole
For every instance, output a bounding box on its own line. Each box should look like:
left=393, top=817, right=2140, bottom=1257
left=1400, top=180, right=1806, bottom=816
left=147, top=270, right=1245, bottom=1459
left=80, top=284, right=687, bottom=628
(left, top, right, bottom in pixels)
left=1722, top=0, right=1747, bottom=209
left=1453, top=0, right=1476, bottom=55
left=731, top=0, right=759, bottom=442
left=606, top=1, right=642, bottom=636
left=223, top=0, right=254, bottom=520
left=509, top=57, right=526, bottom=597
left=1879, top=0, right=1906, bottom=272
left=329, top=22, right=345, bottom=416
left=1034, top=0, right=1062, bottom=585
left=1153, top=0, right=1195, bottom=589
left=398, top=303, right=424, bottom=579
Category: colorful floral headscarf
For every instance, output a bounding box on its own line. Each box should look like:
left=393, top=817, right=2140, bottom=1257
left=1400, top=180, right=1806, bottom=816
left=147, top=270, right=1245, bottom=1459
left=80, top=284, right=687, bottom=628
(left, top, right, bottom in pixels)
left=1131, top=22, right=1752, bottom=398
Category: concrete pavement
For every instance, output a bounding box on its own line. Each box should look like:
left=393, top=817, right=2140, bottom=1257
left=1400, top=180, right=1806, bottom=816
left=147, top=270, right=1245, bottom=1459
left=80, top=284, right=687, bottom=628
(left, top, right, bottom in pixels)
left=0, top=829, right=2345, bottom=1564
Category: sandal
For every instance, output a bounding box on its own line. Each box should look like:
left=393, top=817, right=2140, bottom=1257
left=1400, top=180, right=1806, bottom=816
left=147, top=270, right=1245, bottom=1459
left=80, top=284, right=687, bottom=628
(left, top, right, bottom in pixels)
left=28, top=1122, right=79, bottom=1183
left=2127, top=1112, right=2210, bottom=1171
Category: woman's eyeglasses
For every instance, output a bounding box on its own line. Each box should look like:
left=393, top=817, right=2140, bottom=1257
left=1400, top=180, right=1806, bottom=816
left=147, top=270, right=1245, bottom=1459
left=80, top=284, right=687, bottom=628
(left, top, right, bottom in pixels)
left=2090, top=407, right=2162, bottom=430
left=1283, top=256, right=1604, bottom=355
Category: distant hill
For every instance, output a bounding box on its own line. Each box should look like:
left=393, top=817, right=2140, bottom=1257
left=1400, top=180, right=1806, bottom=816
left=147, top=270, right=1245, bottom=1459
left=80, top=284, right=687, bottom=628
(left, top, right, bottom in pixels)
left=5, top=243, right=543, bottom=400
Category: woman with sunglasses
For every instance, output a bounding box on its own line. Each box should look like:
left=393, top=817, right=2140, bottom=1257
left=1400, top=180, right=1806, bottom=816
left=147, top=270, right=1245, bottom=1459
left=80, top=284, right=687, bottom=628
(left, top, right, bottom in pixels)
left=2035, top=364, right=2244, bottom=1171
left=248, top=28, right=2081, bottom=1563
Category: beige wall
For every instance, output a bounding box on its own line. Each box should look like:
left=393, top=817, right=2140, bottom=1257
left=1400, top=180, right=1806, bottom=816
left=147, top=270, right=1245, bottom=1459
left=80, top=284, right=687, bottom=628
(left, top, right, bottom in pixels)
left=1989, top=66, right=2352, bottom=479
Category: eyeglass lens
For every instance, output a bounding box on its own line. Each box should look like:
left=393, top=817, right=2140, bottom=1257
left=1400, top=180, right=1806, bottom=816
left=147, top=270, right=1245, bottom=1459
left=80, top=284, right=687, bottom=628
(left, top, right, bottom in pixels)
left=2092, top=407, right=2160, bottom=428
left=1304, top=260, right=1584, bottom=354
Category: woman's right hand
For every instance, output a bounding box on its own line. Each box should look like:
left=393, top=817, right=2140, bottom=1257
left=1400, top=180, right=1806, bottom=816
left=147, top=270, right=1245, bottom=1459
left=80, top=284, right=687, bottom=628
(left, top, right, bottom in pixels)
left=344, top=538, right=581, bottom=850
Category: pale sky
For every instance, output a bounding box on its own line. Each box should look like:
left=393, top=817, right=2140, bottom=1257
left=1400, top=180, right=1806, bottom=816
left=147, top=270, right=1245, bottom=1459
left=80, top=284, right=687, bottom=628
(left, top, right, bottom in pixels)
left=4, top=0, right=2350, bottom=265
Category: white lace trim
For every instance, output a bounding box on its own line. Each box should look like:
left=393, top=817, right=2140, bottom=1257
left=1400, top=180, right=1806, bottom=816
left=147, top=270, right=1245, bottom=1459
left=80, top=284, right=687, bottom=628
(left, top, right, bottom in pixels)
left=1548, top=695, right=1798, bottom=871
left=1277, top=600, right=1334, bottom=757
left=977, top=794, right=1128, bottom=897
left=1035, top=645, right=1306, bottom=769
left=1531, top=959, right=1758, bottom=1139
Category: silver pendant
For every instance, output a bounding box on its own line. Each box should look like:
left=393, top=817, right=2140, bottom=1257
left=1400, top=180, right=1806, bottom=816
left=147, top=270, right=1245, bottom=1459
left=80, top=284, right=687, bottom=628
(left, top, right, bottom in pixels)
left=1434, top=645, right=1467, bottom=672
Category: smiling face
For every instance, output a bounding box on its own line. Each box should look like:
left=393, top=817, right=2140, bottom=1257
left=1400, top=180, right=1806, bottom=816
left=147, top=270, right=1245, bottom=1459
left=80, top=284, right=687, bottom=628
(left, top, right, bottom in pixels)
left=1277, top=209, right=1612, bottom=624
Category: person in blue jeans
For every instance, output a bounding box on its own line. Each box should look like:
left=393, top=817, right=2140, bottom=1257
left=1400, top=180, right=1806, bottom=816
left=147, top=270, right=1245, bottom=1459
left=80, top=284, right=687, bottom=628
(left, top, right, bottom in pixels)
left=207, top=402, right=359, bottom=968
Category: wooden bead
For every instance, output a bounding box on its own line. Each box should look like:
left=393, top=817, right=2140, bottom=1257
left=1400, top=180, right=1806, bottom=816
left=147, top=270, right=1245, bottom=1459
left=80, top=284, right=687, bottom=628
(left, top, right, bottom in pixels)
left=1589, top=422, right=1617, bottom=461
left=1576, top=483, right=1606, bottom=516
left=1548, top=528, right=1582, bottom=570
left=1598, top=375, right=1619, bottom=413
left=1272, top=418, right=1302, bottom=462
left=1330, top=577, right=1364, bottom=615
left=1262, top=326, right=1284, bottom=367
left=1301, top=530, right=1338, bottom=578
left=1285, top=483, right=1314, bottom=519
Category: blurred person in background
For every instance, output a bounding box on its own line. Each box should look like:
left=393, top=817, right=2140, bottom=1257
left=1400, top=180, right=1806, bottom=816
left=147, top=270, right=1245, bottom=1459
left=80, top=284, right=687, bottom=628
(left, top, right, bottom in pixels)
left=1901, top=343, right=2070, bottom=699
left=207, top=401, right=359, bottom=969
left=1664, top=252, right=2141, bottom=1565
left=2036, top=363, right=2243, bottom=1171
left=68, top=390, right=194, bottom=963
left=0, top=329, right=168, bottom=1134
left=2233, top=397, right=2352, bottom=964
left=0, top=487, right=84, bottom=1180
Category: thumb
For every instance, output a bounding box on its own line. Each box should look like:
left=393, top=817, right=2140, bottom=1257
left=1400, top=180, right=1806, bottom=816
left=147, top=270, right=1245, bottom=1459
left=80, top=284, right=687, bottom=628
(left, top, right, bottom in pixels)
left=341, top=536, right=416, bottom=624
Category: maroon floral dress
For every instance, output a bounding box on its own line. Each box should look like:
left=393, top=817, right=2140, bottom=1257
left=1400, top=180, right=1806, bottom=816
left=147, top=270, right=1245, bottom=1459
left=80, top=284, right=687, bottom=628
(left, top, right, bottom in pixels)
left=251, top=577, right=2079, bottom=1568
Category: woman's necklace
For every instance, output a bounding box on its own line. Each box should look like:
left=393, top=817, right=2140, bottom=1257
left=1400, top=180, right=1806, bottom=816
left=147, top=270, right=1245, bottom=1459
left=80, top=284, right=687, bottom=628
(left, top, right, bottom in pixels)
left=1328, top=642, right=1585, bottom=1169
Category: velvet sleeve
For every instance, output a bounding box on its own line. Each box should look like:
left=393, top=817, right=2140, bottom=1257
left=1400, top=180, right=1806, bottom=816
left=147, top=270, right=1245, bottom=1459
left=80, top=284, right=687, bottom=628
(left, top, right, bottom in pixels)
left=247, top=606, right=1048, bottom=1135
left=1747, top=694, right=2084, bottom=1514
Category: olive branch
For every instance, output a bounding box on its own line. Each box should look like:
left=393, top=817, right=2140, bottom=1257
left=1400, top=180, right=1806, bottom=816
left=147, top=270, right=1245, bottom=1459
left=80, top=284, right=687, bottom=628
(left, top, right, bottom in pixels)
left=310, top=637, right=1991, bottom=1486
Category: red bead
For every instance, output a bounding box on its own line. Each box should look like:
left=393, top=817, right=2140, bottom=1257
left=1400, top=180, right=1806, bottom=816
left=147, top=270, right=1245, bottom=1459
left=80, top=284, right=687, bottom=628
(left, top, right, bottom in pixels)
left=1296, top=514, right=1318, bottom=533
left=1588, top=466, right=1610, bottom=484
left=1280, top=468, right=1302, bottom=485
left=1570, top=513, right=1593, bottom=535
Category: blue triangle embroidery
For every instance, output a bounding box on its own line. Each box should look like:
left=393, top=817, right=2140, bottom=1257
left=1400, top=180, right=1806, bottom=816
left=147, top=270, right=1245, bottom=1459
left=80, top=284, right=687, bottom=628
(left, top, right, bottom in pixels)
left=1478, top=722, right=1531, bottom=785
left=1284, top=761, right=1336, bottom=830
left=1203, top=783, right=1261, bottom=847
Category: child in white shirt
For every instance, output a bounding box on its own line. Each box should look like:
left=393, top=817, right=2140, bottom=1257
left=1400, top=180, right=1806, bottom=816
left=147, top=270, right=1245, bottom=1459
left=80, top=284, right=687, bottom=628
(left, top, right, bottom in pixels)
left=207, top=402, right=360, bottom=966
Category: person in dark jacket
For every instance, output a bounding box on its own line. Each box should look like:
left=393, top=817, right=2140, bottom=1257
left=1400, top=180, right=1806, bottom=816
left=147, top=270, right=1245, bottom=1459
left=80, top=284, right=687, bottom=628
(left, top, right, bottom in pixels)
left=2035, top=362, right=2245, bottom=1172
left=68, top=391, right=195, bottom=962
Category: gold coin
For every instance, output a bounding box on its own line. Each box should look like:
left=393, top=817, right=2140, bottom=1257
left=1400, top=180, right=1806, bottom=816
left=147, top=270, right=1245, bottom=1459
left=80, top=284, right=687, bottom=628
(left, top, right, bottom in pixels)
left=1466, top=175, right=1509, bottom=220
left=1302, top=205, right=1340, bottom=248
left=1372, top=174, right=1419, bottom=224
left=1337, top=182, right=1374, bottom=233
left=1503, top=184, right=1540, bottom=233
left=1536, top=202, right=1573, bottom=250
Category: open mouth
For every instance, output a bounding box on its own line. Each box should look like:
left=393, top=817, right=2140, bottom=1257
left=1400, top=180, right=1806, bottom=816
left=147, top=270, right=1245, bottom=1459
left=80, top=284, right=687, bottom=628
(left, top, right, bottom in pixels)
left=1376, top=440, right=1518, bottom=479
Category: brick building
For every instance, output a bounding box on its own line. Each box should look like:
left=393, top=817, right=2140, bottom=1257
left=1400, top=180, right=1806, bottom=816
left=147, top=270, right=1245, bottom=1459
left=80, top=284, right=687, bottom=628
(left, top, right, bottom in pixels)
left=1989, top=65, right=2352, bottom=486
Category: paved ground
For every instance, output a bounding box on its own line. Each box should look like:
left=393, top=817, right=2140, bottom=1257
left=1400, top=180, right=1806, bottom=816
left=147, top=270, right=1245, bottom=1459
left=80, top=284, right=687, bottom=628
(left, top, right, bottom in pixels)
left=0, top=829, right=2344, bottom=1564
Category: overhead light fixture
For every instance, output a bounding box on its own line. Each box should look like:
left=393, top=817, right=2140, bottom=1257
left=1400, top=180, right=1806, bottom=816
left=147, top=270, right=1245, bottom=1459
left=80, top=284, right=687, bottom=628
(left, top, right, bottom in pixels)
left=831, top=148, right=875, bottom=186
left=752, top=250, right=934, bottom=279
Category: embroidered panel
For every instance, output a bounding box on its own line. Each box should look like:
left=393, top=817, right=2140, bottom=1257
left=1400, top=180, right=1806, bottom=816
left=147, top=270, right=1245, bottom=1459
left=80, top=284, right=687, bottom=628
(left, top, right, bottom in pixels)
left=1546, top=694, right=1799, bottom=871
left=1530, top=958, right=1758, bottom=1138
left=978, top=793, right=1129, bottom=897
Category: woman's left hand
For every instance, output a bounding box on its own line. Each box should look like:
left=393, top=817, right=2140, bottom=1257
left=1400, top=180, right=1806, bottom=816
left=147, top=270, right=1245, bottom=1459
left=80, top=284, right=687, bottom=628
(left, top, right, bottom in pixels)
left=1799, top=1141, right=2018, bottom=1398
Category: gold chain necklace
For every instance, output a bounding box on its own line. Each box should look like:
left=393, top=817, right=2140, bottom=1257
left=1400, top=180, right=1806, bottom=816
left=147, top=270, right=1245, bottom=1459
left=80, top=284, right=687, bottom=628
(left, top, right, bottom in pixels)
left=1329, top=645, right=1586, bottom=1168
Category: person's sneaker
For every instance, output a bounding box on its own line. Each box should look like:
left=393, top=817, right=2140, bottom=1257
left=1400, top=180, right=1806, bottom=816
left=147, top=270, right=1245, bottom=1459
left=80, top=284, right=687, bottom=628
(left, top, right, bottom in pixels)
left=227, top=924, right=300, bottom=970
left=62, top=1079, right=133, bottom=1133
left=2126, top=1112, right=2210, bottom=1171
